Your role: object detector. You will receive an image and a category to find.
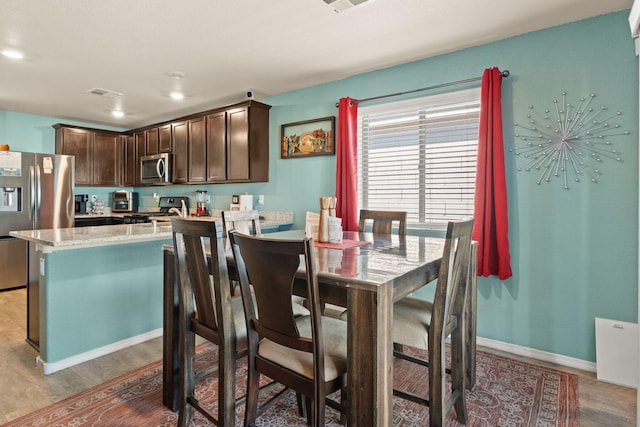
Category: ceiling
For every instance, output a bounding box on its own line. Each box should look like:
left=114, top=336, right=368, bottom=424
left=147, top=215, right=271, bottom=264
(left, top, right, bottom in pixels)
left=0, top=0, right=633, bottom=129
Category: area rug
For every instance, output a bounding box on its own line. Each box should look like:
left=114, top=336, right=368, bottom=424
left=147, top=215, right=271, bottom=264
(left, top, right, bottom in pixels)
left=3, top=345, right=579, bottom=426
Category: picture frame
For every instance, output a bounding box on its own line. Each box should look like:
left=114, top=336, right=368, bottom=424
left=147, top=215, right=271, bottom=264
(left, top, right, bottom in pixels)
left=281, top=116, right=335, bottom=159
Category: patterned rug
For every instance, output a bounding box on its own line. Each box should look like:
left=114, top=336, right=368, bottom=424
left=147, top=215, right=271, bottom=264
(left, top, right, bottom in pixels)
left=3, top=345, right=579, bottom=426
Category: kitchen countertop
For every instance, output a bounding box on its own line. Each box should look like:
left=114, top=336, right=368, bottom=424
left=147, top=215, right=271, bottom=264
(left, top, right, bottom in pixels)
left=10, top=223, right=174, bottom=251
left=11, top=211, right=294, bottom=251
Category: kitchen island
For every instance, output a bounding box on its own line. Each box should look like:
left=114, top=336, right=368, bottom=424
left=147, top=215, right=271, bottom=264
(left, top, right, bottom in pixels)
left=10, top=214, right=293, bottom=374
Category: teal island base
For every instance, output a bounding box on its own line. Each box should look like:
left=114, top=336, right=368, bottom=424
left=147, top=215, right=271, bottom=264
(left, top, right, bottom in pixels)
left=36, top=239, right=169, bottom=374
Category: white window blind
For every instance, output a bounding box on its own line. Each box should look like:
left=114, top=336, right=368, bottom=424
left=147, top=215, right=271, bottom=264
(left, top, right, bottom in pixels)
left=357, top=88, right=480, bottom=228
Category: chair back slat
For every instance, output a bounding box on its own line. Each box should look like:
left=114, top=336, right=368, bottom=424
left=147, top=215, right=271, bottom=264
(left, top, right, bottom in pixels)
left=358, top=209, right=407, bottom=235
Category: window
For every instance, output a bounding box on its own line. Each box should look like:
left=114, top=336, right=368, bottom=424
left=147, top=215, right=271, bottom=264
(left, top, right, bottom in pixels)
left=357, top=88, right=480, bottom=228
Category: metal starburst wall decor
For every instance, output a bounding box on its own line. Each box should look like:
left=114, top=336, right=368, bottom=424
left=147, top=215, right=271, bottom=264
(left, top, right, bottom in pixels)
left=511, top=93, right=627, bottom=189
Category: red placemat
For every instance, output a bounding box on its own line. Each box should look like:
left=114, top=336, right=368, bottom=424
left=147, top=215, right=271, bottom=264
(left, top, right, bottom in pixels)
left=314, top=239, right=371, bottom=249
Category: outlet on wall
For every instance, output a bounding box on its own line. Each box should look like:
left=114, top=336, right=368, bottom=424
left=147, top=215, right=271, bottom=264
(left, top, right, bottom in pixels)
left=258, top=194, right=264, bottom=205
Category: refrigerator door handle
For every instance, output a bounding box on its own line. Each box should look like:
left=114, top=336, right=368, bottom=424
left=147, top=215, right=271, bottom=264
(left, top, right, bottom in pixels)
left=35, top=164, right=41, bottom=225
left=29, top=165, right=35, bottom=221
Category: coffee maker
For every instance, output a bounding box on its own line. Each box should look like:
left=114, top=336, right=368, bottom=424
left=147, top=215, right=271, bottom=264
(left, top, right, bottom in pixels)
left=75, top=194, right=89, bottom=214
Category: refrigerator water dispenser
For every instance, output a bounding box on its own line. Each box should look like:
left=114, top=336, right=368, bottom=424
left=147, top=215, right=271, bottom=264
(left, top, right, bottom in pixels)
left=0, top=187, right=21, bottom=212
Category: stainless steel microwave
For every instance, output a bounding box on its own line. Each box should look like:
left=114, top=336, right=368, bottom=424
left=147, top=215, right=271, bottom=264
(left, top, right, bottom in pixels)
left=140, top=153, right=172, bottom=185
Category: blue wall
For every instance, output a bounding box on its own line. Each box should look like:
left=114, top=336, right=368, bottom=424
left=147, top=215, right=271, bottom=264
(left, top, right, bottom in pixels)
left=1, top=11, right=637, bottom=362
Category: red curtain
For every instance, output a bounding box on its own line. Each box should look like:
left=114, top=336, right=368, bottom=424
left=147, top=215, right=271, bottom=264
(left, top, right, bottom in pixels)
left=473, top=68, right=512, bottom=280
left=336, top=97, right=359, bottom=231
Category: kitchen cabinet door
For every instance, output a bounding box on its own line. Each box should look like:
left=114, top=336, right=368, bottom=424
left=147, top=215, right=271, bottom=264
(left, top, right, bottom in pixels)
left=206, top=111, right=227, bottom=182
left=172, top=121, right=188, bottom=183
left=93, top=131, right=120, bottom=186
left=54, top=126, right=93, bottom=185
left=159, top=124, right=172, bottom=152
left=226, top=103, right=270, bottom=183
left=188, top=116, right=207, bottom=182
left=146, top=127, right=159, bottom=155
left=226, top=107, right=250, bottom=182
left=206, top=112, right=227, bottom=182
left=122, top=134, right=136, bottom=186
left=134, top=130, right=146, bottom=186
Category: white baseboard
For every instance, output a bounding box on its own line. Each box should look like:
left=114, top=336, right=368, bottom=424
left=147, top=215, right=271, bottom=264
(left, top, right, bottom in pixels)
left=36, top=328, right=163, bottom=375
left=477, top=336, right=597, bottom=373
left=33, top=329, right=597, bottom=377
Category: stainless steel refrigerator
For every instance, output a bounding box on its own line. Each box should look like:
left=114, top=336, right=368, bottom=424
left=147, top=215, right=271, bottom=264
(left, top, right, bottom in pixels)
left=0, top=152, right=74, bottom=347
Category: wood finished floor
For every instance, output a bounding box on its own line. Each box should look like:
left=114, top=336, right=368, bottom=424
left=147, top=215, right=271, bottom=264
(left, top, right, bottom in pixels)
left=0, top=287, right=636, bottom=425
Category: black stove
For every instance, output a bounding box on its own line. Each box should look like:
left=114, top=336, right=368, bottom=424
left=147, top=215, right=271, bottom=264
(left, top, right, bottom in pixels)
left=123, top=214, right=153, bottom=224
left=158, top=196, right=189, bottom=215
left=122, top=196, right=190, bottom=224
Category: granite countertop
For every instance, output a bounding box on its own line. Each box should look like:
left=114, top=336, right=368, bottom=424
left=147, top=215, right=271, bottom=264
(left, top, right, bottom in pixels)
left=10, top=223, right=174, bottom=251
left=11, top=211, right=294, bottom=251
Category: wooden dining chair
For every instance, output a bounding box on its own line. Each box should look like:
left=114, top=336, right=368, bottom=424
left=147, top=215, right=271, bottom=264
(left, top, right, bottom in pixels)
left=326, top=209, right=409, bottom=319
left=358, top=209, right=407, bottom=235
left=222, top=209, right=308, bottom=319
left=229, top=231, right=348, bottom=427
left=172, top=218, right=252, bottom=426
left=222, top=209, right=262, bottom=237
left=392, top=219, right=473, bottom=426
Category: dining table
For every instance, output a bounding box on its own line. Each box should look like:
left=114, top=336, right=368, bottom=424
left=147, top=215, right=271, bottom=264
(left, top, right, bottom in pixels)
left=162, top=229, right=448, bottom=426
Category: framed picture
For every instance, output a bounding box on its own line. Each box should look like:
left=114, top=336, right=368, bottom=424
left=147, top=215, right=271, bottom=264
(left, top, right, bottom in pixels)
left=281, top=116, right=335, bottom=159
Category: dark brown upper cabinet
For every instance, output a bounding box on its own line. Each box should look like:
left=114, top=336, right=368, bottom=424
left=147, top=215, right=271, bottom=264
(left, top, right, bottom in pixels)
left=92, top=132, right=120, bottom=186
left=55, top=100, right=270, bottom=187
left=205, top=111, right=226, bottom=182
left=121, top=134, right=136, bottom=186
left=54, top=124, right=120, bottom=186
left=159, top=124, right=172, bottom=153
left=172, top=121, right=188, bottom=184
left=188, top=116, right=207, bottom=183
left=227, top=102, right=269, bottom=183
left=146, top=127, right=159, bottom=155
left=134, top=130, right=147, bottom=186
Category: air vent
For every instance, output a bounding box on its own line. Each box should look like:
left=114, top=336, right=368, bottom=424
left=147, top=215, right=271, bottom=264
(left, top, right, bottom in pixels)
left=86, top=88, right=123, bottom=98
left=323, top=0, right=371, bottom=12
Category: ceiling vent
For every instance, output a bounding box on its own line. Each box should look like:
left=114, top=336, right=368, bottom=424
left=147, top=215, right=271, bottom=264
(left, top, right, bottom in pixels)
left=86, top=87, right=123, bottom=98
left=323, top=0, right=371, bottom=13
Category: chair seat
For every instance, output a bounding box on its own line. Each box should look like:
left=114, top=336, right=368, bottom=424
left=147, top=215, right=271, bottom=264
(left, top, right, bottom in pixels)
left=258, top=315, right=347, bottom=381
left=393, top=296, right=433, bottom=350
left=292, top=295, right=310, bottom=318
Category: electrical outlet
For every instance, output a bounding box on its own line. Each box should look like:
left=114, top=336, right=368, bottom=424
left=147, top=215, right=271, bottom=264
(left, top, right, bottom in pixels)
left=91, top=194, right=97, bottom=202
left=258, top=194, right=264, bottom=205
left=205, top=195, right=211, bottom=204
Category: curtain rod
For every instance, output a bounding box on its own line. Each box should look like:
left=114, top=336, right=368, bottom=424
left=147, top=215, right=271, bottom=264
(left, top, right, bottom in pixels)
left=335, top=70, right=510, bottom=107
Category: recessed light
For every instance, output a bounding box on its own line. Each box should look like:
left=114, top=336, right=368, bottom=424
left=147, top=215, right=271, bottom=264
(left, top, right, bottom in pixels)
left=112, top=110, right=125, bottom=118
left=170, top=91, right=185, bottom=101
left=2, top=49, right=24, bottom=60
left=168, top=71, right=186, bottom=79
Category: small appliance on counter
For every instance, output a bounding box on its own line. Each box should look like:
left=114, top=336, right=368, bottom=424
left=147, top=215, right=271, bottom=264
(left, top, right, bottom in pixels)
left=193, top=190, right=209, bottom=216
left=230, top=194, right=253, bottom=211
left=75, top=194, right=89, bottom=214
left=112, top=190, right=138, bottom=212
